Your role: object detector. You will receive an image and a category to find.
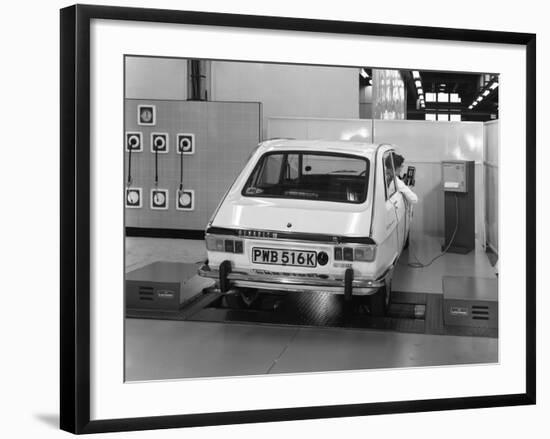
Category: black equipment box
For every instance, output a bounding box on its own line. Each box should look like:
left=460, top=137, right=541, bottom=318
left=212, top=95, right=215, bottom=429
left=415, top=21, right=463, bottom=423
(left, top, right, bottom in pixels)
left=442, top=160, right=475, bottom=254
left=443, top=276, right=498, bottom=329
left=126, top=261, right=211, bottom=311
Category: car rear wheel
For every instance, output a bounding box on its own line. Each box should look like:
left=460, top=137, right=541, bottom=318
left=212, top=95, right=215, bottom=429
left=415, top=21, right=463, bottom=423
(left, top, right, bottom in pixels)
left=404, top=231, right=410, bottom=249
left=342, top=269, right=355, bottom=318
left=369, top=279, right=392, bottom=317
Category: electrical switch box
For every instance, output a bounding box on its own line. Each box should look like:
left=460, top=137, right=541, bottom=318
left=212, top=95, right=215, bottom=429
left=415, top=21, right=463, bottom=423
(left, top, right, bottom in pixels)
left=442, top=161, right=468, bottom=193
left=177, top=133, right=195, bottom=154
left=125, top=132, right=143, bottom=152
left=151, top=133, right=169, bottom=153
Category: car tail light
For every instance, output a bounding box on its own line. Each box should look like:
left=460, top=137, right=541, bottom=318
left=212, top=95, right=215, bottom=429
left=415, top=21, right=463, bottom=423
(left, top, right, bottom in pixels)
left=343, top=247, right=354, bottom=261
left=354, top=246, right=376, bottom=261
left=334, top=245, right=376, bottom=262
left=206, top=235, right=244, bottom=254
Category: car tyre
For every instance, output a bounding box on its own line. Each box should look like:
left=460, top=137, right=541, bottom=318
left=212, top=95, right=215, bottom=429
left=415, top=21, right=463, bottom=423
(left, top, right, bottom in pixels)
left=370, top=279, right=391, bottom=317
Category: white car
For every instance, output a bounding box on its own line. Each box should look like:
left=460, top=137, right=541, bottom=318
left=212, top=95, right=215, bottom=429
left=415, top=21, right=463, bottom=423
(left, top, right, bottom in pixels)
left=198, top=139, right=411, bottom=316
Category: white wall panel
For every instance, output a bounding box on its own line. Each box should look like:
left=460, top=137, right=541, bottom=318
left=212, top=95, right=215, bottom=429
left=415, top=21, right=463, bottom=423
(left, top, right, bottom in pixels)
left=406, top=162, right=445, bottom=236
left=212, top=62, right=359, bottom=139
left=268, top=117, right=487, bottom=239
left=485, top=120, right=499, bottom=165
left=374, top=120, right=485, bottom=240
left=125, top=57, right=188, bottom=100
left=484, top=120, right=499, bottom=252
left=373, top=120, right=483, bottom=162
left=268, top=117, right=373, bottom=142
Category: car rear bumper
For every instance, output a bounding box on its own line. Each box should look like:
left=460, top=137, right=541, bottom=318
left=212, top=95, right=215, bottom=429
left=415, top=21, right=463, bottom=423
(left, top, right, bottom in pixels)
left=198, top=264, right=386, bottom=295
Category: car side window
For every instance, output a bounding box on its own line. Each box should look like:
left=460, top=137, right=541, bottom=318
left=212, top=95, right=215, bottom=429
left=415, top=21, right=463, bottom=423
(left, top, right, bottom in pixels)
left=256, top=154, right=283, bottom=185
left=382, top=151, right=397, bottom=199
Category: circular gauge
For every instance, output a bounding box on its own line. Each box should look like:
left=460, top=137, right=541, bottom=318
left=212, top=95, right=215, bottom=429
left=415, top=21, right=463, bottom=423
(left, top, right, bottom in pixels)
left=179, top=138, right=191, bottom=152
left=127, top=190, right=139, bottom=205
left=140, top=109, right=153, bottom=123
left=128, top=135, right=139, bottom=149
left=154, top=136, right=165, bottom=149
left=153, top=192, right=166, bottom=206
left=179, top=192, right=192, bottom=207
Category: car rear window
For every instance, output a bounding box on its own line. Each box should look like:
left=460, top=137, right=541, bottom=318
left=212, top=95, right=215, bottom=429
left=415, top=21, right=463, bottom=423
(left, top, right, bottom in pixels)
left=242, top=151, right=370, bottom=204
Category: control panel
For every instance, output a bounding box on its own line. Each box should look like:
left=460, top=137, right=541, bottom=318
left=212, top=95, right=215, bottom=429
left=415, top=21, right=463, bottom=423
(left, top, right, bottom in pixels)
left=442, top=161, right=468, bottom=193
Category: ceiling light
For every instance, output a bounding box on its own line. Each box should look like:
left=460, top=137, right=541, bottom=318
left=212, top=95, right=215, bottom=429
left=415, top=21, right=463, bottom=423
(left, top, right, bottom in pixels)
left=490, top=82, right=499, bottom=90
left=412, top=71, right=420, bottom=79
left=360, top=68, right=368, bottom=79
left=468, top=105, right=473, bottom=109
left=418, top=89, right=424, bottom=95
left=472, top=101, right=478, bottom=106
left=476, top=96, right=483, bottom=102
left=483, top=90, right=490, bottom=96
left=415, top=80, right=422, bottom=88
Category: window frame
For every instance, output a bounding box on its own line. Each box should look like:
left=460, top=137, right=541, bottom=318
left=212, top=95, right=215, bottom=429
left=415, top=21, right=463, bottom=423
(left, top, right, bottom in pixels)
left=382, top=150, right=398, bottom=200
left=241, top=150, right=370, bottom=204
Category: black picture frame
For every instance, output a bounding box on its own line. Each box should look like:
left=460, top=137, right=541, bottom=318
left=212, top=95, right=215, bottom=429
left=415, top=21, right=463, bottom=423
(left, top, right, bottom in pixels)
left=60, top=4, right=536, bottom=434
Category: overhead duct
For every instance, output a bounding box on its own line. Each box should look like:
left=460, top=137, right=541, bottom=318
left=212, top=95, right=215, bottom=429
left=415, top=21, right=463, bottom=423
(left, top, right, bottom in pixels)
left=187, top=59, right=210, bottom=101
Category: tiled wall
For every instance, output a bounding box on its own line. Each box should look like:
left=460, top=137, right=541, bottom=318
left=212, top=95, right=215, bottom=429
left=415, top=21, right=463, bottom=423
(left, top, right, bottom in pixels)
left=124, top=100, right=261, bottom=230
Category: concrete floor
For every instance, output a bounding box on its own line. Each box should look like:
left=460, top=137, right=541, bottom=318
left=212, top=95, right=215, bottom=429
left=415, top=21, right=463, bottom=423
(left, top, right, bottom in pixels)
left=394, top=234, right=497, bottom=294
left=125, top=234, right=498, bottom=381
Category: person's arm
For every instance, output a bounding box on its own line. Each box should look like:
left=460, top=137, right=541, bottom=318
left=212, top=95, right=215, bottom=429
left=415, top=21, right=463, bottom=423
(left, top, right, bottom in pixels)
left=396, top=177, right=418, bottom=204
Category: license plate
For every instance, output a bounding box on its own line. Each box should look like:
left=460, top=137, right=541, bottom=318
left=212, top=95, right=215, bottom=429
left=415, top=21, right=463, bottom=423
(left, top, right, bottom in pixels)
left=251, top=247, right=317, bottom=267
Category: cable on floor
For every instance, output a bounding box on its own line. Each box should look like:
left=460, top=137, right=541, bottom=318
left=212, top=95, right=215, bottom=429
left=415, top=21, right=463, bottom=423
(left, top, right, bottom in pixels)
left=406, top=193, right=459, bottom=268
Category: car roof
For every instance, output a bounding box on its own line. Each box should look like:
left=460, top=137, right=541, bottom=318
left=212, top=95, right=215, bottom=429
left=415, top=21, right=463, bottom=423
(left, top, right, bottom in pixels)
left=258, top=139, right=386, bottom=157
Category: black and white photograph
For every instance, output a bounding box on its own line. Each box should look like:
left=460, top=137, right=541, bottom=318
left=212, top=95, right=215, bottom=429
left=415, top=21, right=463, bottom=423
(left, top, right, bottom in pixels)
left=1, top=0, right=546, bottom=435
left=51, top=3, right=539, bottom=436
left=124, top=56, right=501, bottom=381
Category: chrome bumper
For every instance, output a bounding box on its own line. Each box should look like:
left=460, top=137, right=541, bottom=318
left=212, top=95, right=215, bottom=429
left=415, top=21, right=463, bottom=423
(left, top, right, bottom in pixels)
left=198, top=264, right=386, bottom=295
